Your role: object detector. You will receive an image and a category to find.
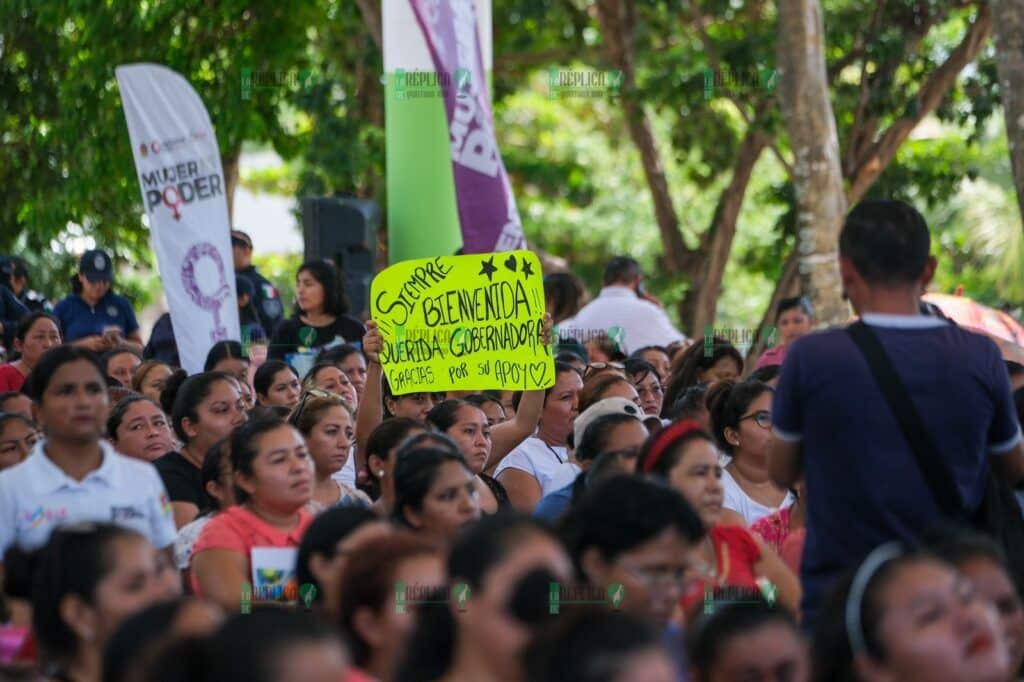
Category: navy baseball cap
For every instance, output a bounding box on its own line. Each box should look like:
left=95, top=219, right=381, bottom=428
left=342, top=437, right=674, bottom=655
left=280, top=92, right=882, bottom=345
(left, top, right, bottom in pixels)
left=0, top=256, right=12, bottom=279
left=231, top=229, right=253, bottom=249
left=80, top=249, right=114, bottom=283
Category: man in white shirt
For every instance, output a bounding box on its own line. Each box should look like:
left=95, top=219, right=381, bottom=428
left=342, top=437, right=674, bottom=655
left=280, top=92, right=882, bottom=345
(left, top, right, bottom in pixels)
left=559, top=256, right=686, bottom=355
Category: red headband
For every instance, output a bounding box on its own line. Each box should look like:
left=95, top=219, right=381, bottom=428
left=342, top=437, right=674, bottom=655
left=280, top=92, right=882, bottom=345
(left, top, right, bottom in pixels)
left=642, top=419, right=707, bottom=474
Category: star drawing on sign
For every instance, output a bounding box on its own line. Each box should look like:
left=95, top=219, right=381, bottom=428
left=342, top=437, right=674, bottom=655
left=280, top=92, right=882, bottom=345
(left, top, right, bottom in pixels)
left=479, top=256, right=498, bottom=282
left=521, top=260, right=534, bottom=278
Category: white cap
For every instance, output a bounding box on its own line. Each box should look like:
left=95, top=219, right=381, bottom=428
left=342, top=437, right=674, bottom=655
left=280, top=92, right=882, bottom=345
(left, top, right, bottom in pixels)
left=573, top=397, right=643, bottom=446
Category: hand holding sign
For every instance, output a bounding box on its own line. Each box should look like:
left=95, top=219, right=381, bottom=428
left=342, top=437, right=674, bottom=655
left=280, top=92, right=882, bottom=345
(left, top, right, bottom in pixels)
left=362, top=320, right=382, bottom=364
left=370, top=250, right=554, bottom=394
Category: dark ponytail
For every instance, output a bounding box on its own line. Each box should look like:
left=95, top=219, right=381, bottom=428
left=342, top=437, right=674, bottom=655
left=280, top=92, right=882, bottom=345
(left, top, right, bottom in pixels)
left=159, top=369, right=189, bottom=417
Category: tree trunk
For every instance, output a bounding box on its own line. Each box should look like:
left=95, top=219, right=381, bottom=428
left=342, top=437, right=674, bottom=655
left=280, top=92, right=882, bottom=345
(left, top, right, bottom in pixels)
left=594, top=0, right=688, bottom=275
left=679, top=129, right=768, bottom=334
left=221, top=149, right=240, bottom=224
left=993, top=0, right=1024, bottom=227
left=777, top=0, right=848, bottom=326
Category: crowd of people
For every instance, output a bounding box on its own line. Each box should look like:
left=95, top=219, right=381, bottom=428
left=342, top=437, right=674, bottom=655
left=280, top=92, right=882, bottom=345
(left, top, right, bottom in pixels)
left=0, top=204, right=1022, bottom=681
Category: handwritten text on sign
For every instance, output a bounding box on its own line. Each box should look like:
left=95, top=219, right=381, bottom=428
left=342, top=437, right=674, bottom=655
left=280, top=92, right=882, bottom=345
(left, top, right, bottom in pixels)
left=371, top=251, right=554, bottom=394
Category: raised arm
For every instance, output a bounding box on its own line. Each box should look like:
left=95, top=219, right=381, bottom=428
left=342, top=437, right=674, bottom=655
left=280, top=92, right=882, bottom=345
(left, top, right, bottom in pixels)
left=487, top=389, right=543, bottom=474
left=355, top=321, right=384, bottom=477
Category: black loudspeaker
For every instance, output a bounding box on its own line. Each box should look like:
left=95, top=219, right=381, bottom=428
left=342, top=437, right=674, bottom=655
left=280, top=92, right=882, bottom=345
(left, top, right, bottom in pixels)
left=301, top=196, right=380, bottom=318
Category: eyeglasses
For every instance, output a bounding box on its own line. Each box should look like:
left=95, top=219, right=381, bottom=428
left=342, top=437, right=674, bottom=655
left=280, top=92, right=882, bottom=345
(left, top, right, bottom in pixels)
left=584, top=362, right=625, bottom=378
left=738, top=410, right=772, bottom=429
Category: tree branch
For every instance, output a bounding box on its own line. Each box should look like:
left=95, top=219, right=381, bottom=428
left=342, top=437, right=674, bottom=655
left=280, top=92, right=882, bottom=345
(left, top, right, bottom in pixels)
left=355, top=0, right=382, bottom=51
left=846, top=2, right=993, bottom=205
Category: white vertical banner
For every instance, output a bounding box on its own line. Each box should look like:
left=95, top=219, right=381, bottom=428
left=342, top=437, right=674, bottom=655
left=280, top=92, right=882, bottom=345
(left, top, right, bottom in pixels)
left=116, top=63, right=239, bottom=373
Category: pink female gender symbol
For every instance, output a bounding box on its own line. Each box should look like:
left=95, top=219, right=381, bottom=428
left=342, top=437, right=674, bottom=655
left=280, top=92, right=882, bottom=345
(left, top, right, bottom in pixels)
left=162, top=186, right=183, bottom=221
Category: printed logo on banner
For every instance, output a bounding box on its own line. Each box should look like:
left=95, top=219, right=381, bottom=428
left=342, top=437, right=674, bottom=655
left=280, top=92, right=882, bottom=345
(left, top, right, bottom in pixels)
left=371, top=250, right=553, bottom=394
left=181, top=242, right=232, bottom=343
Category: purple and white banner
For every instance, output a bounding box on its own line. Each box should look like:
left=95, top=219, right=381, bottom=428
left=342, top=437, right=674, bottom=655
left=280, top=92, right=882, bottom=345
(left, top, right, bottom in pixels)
left=116, top=63, right=240, bottom=374
left=408, top=0, right=526, bottom=254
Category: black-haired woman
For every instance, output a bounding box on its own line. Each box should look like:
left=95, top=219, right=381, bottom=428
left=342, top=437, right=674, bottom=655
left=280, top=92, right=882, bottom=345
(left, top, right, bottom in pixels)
left=189, top=417, right=314, bottom=611
left=107, top=395, right=176, bottom=463
left=706, top=379, right=794, bottom=526
left=688, top=601, right=807, bottom=682
left=268, top=260, right=365, bottom=361
left=392, top=444, right=481, bottom=544
left=397, top=514, right=573, bottom=682
left=3, top=524, right=180, bottom=682
left=0, top=312, right=61, bottom=393
left=0, top=412, right=38, bottom=472
left=295, top=506, right=391, bottom=613
left=662, top=336, right=743, bottom=417
left=813, top=544, right=1010, bottom=682
left=0, top=346, right=177, bottom=559
left=426, top=399, right=511, bottom=513
left=364, top=418, right=427, bottom=514
left=154, top=371, right=246, bottom=528
left=339, top=533, right=443, bottom=681
left=640, top=420, right=800, bottom=618
left=253, top=360, right=301, bottom=410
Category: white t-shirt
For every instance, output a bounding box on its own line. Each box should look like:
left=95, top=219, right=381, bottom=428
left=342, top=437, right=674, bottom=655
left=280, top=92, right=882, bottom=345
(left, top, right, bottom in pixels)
left=494, top=437, right=579, bottom=496
left=0, top=439, right=178, bottom=553
left=174, top=514, right=212, bottom=569
left=331, top=449, right=357, bottom=488
left=721, top=468, right=795, bottom=526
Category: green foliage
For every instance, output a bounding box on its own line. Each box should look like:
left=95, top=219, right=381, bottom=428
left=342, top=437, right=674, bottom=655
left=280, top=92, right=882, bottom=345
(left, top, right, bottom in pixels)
left=0, top=0, right=323, bottom=262
left=251, top=252, right=303, bottom=313
left=3, top=0, right=1022, bottom=334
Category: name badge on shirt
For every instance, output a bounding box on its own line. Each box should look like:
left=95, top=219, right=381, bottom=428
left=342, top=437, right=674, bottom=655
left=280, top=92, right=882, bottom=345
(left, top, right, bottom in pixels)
left=251, top=547, right=299, bottom=602
left=111, top=505, right=146, bottom=522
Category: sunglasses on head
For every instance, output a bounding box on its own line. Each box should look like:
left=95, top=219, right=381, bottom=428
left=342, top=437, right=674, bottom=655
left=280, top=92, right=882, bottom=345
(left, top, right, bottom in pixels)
left=584, top=362, right=625, bottom=378
left=289, top=388, right=335, bottom=424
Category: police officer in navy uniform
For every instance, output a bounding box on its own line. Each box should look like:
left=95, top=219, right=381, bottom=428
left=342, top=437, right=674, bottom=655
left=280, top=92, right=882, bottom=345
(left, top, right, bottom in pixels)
left=1, top=256, right=50, bottom=313
left=231, top=229, right=284, bottom=335
left=53, top=249, right=143, bottom=353
left=0, top=257, right=29, bottom=351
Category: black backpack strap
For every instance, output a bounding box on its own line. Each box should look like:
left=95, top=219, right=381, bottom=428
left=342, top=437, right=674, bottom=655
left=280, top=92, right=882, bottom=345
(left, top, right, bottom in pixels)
left=846, top=320, right=967, bottom=520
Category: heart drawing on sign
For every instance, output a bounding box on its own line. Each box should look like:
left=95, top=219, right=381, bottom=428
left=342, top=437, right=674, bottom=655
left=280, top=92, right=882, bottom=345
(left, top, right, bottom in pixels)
left=504, top=254, right=517, bottom=272
left=527, top=362, right=549, bottom=388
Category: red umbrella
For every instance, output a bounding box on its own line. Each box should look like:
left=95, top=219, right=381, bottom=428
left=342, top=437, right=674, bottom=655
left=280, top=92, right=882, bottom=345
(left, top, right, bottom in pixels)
left=922, top=293, right=1024, bottom=346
